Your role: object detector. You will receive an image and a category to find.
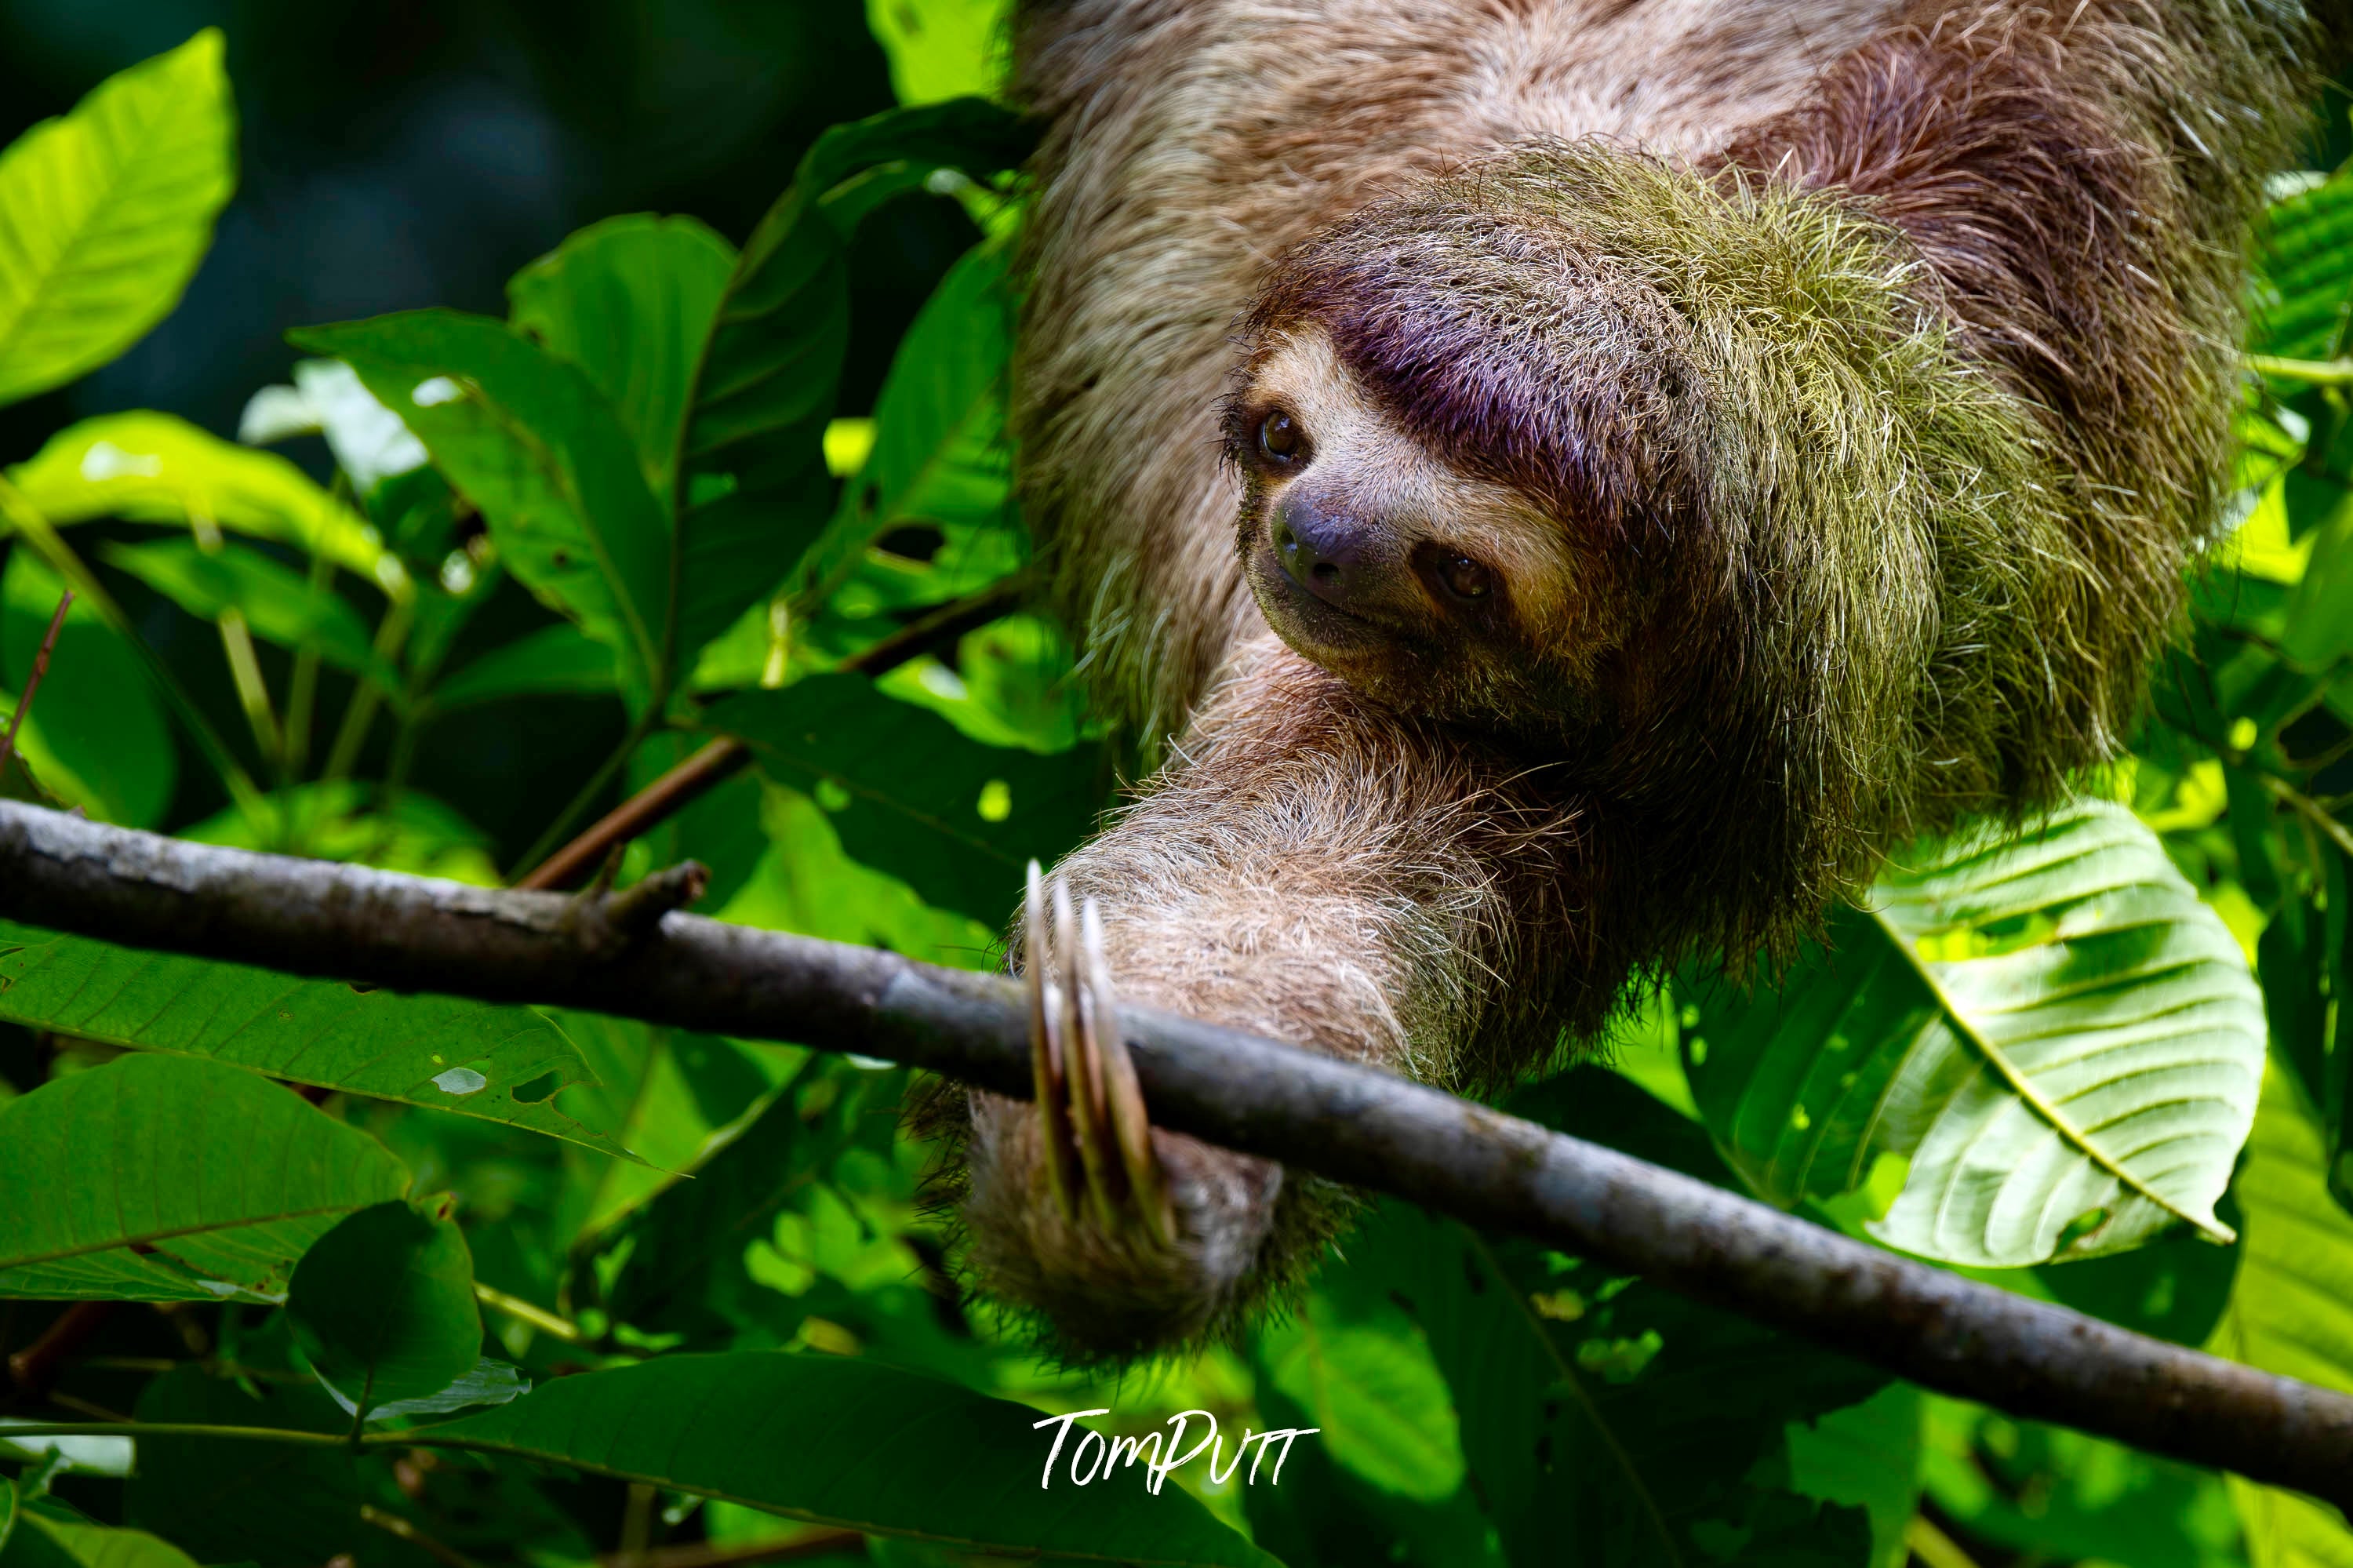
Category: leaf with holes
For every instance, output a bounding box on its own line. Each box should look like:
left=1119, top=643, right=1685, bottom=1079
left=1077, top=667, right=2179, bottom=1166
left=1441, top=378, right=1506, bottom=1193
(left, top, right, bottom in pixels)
left=1684, top=798, right=2263, bottom=1265
left=0, top=31, right=235, bottom=407
left=0, top=1053, right=409, bottom=1301
left=0, top=920, right=628, bottom=1155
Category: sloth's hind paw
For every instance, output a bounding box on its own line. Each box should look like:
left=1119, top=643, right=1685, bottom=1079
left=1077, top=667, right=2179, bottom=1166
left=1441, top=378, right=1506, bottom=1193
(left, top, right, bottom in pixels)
left=1024, top=861, right=1175, bottom=1248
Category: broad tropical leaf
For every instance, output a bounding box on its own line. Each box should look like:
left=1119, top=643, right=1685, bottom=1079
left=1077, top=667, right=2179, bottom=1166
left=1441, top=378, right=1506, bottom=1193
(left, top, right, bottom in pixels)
left=0, top=921, right=628, bottom=1155
left=2, top=1508, right=202, bottom=1568
left=6, top=412, right=395, bottom=582
left=0, top=1053, right=409, bottom=1301
left=672, top=99, right=1034, bottom=668
left=867, top=0, right=1013, bottom=104
left=1341, top=1068, right=1888, bottom=1568
left=426, top=624, right=618, bottom=711
left=287, top=1202, right=483, bottom=1421
left=1685, top=799, right=2263, bottom=1266
left=292, top=310, right=671, bottom=702
left=798, top=234, right=1020, bottom=602
left=0, top=31, right=235, bottom=407
left=508, top=213, right=736, bottom=497
left=2252, top=172, right=2353, bottom=362
left=707, top=672, right=1107, bottom=923
left=100, top=540, right=397, bottom=689
left=406, top=1352, right=1280, bottom=1566
left=1256, top=1276, right=1464, bottom=1503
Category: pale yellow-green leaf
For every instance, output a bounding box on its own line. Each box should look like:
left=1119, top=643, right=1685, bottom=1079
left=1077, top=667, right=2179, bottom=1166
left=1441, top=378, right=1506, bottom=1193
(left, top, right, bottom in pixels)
left=5, top=412, right=399, bottom=588
left=2217, top=1069, right=2353, bottom=1566
left=0, top=31, right=235, bottom=407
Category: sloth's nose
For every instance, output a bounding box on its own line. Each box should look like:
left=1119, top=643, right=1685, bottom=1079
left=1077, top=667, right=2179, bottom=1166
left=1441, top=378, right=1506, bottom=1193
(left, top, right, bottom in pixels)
left=1272, top=493, right=1373, bottom=607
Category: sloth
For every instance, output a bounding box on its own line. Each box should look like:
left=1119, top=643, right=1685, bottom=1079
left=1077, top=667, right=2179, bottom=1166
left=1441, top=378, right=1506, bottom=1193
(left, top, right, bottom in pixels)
left=940, top=0, right=2324, bottom=1357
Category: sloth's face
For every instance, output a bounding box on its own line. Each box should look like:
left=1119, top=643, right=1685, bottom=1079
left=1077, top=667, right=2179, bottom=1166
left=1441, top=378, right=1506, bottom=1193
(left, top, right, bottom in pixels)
left=1227, top=329, right=1619, bottom=729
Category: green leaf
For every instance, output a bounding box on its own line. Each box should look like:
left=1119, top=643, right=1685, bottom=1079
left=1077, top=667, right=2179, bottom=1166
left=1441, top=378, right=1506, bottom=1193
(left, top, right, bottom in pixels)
left=407, top=1352, right=1279, bottom=1565
left=673, top=99, right=1035, bottom=669
left=291, top=309, right=670, bottom=701
left=427, top=624, right=617, bottom=711
left=797, top=234, right=1019, bottom=602
left=0, top=1053, right=409, bottom=1301
left=1785, top=1384, right=1922, bottom=1568
left=177, top=783, right=500, bottom=886
left=100, top=539, right=398, bottom=688
left=1257, top=1280, right=1464, bottom=1502
left=330, top=1355, right=527, bottom=1423
left=707, top=673, right=1108, bottom=923
left=127, top=1367, right=403, bottom=1568
left=0, top=31, right=236, bottom=407
left=865, top=0, right=1011, bottom=104
left=2253, top=173, right=2353, bottom=362
left=1686, top=799, right=2263, bottom=1265
left=2, top=553, right=173, bottom=828
left=0, top=921, right=630, bottom=1155
left=6, top=412, right=396, bottom=583
left=288, top=1201, right=483, bottom=1421
left=0, top=1512, right=203, bottom=1568
left=1346, top=1068, right=1886, bottom=1567
left=509, top=213, right=737, bottom=499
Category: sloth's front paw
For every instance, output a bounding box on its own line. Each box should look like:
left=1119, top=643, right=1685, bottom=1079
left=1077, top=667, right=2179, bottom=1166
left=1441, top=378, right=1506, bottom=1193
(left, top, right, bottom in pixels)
left=1020, top=861, right=1176, bottom=1249
left=955, top=865, right=1281, bottom=1356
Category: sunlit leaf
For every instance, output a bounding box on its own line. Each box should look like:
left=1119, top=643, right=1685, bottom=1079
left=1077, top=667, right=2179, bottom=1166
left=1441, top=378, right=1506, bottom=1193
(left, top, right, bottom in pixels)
left=1686, top=799, right=2263, bottom=1265
left=288, top=1201, right=482, bottom=1421
left=2253, top=172, right=2353, bottom=362
left=0, top=31, right=235, bottom=407
left=7, top=412, right=395, bottom=583
left=408, top=1352, right=1279, bottom=1565
left=509, top=213, right=736, bottom=497
left=707, top=673, right=1107, bottom=923
left=100, top=539, right=397, bottom=688
left=0, top=921, right=628, bottom=1155
left=292, top=310, right=670, bottom=702
left=0, top=1053, right=409, bottom=1301
left=865, top=0, right=1011, bottom=104
left=1257, top=1280, right=1463, bottom=1502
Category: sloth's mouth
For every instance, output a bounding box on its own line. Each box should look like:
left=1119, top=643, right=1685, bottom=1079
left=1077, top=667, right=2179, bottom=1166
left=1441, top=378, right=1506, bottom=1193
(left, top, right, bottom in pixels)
left=1246, top=537, right=1395, bottom=661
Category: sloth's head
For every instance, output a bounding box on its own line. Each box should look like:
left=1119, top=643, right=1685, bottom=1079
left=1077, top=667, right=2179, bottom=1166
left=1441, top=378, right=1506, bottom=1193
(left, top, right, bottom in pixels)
left=1227, top=144, right=2090, bottom=909
left=1225, top=219, right=1710, bottom=737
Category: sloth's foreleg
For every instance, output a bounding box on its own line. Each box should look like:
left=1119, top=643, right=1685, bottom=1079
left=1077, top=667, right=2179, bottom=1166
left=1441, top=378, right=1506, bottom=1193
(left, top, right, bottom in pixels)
left=958, top=634, right=1589, bottom=1358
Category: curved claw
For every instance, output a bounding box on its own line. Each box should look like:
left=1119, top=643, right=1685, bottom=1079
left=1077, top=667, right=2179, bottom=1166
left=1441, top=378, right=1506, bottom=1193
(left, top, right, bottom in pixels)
left=1020, top=861, right=1173, bottom=1250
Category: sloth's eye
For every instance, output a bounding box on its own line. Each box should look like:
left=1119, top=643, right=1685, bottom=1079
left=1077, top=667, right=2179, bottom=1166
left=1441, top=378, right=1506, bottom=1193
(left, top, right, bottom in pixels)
left=1437, top=555, right=1493, bottom=601
left=1258, top=409, right=1303, bottom=463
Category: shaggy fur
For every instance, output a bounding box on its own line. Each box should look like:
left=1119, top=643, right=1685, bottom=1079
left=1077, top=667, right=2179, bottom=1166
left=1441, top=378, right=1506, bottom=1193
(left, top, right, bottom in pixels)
left=948, top=0, right=2321, bottom=1359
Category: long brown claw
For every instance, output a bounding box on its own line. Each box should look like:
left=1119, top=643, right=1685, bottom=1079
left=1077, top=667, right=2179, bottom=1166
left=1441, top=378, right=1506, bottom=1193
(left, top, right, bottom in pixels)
left=1082, top=898, right=1176, bottom=1246
left=1020, top=865, right=1173, bottom=1251
left=1025, top=863, right=1079, bottom=1221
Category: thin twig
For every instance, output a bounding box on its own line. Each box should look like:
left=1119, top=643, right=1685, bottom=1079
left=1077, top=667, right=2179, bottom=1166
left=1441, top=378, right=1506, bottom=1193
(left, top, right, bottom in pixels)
left=5, top=800, right=2353, bottom=1508
left=2263, top=773, right=2353, bottom=861
left=8, top=1302, right=115, bottom=1399
left=512, top=582, right=1026, bottom=892
left=0, top=589, right=71, bottom=781
left=361, top=1505, right=484, bottom=1568
left=2250, top=352, right=2353, bottom=384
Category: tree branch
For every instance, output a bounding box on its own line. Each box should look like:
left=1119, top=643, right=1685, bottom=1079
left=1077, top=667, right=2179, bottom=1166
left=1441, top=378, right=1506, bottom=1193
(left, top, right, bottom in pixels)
left=3, top=798, right=2351, bottom=1508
